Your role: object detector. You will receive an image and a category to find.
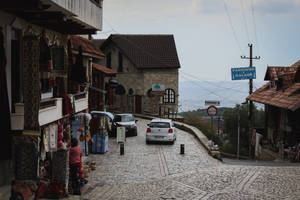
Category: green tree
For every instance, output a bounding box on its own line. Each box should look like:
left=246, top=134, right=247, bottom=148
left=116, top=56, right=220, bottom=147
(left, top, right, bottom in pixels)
left=221, top=104, right=264, bottom=156
left=184, top=113, right=222, bottom=146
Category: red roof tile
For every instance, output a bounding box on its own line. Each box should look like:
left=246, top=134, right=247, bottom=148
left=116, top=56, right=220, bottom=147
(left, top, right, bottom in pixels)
left=291, top=59, right=300, bottom=68
left=70, top=36, right=105, bottom=59
left=264, top=66, right=297, bottom=81
left=247, top=81, right=300, bottom=111
left=92, top=63, right=116, bottom=75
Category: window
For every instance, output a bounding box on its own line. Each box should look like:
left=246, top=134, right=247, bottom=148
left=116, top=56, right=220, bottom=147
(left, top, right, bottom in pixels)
left=114, top=114, right=134, bottom=122
left=163, top=88, right=175, bottom=103
left=106, top=52, right=111, bottom=68
left=118, top=52, right=123, bottom=72
left=149, top=122, right=170, bottom=128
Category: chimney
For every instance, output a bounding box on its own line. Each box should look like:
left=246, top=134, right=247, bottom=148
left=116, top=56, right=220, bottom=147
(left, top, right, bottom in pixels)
left=276, top=76, right=283, bottom=91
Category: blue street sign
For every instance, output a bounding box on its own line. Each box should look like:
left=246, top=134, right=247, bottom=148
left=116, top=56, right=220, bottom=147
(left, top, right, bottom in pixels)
left=231, top=67, right=256, bottom=80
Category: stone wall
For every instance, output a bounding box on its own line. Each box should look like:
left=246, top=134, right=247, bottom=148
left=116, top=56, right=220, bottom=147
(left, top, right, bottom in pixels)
left=103, top=44, right=179, bottom=115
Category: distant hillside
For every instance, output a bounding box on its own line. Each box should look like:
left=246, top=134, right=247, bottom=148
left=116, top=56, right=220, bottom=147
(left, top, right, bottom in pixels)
left=180, top=107, right=231, bottom=117
left=178, top=80, right=265, bottom=112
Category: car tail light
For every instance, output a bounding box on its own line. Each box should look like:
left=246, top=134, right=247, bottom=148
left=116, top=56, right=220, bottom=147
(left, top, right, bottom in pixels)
left=146, top=128, right=151, bottom=133
left=168, top=129, right=173, bottom=133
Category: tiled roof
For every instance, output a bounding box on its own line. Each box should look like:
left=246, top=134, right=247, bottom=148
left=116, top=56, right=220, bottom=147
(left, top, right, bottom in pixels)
left=247, top=82, right=300, bottom=111
left=70, top=36, right=105, bottom=59
left=92, top=63, right=116, bottom=75
left=264, top=66, right=297, bottom=81
left=101, top=34, right=181, bottom=69
left=248, top=64, right=300, bottom=111
left=291, top=59, right=300, bottom=68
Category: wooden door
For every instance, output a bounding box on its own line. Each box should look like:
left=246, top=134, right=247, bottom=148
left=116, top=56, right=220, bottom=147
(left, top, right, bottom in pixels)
left=135, top=95, right=142, bottom=114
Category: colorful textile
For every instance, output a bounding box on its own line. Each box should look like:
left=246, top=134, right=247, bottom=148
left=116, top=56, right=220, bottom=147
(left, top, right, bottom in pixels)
left=43, top=128, right=49, bottom=152
left=23, top=35, right=40, bottom=132
left=48, top=124, right=58, bottom=152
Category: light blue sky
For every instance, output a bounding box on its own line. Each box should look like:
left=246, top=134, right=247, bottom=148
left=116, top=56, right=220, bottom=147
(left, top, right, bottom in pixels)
left=95, top=0, right=300, bottom=82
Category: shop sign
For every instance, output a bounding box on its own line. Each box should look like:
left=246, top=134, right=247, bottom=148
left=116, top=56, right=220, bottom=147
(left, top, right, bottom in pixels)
left=152, top=84, right=165, bottom=92
left=117, top=127, right=126, bottom=143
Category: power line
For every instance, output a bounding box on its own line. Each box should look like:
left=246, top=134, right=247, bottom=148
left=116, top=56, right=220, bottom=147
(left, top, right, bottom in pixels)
left=180, top=71, right=248, bottom=94
left=250, top=0, right=260, bottom=56
left=240, top=0, right=250, bottom=43
left=180, top=74, right=241, bottom=105
left=101, top=17, right=248, bottom=107
left=103, top=17, right=119, bottom=33
left=222, top=0, right=244, bottom=55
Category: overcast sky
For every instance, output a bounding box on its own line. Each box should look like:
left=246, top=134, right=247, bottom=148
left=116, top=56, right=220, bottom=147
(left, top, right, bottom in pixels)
left=95, top=0, right=300, bottom=83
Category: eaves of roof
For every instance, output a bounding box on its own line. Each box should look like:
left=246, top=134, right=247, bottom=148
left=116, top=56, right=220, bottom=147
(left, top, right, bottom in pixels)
left=247, top=82, right=300, bottom=111
left=92, top=63, right=116, bottom=76
left=70, top=35, right=105, bottom=59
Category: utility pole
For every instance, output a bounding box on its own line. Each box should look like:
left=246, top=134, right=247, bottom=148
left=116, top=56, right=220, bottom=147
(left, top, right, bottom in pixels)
left=217, top=116, right=220, bottom=136
left=241, top=43, right=260, bottom=158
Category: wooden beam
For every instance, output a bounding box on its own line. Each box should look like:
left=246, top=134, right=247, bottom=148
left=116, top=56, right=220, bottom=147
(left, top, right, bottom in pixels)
left=22, top=11, right=66, bottom=21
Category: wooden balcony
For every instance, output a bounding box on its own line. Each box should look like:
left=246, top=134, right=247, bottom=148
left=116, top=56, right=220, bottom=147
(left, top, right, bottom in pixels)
left=73, top=92, right=88, bottom=113
left=42, top=0, right=103, bottom=31
left=10, top=92, right=88, bottom=130
left=1, top=0, right=102, bottom=34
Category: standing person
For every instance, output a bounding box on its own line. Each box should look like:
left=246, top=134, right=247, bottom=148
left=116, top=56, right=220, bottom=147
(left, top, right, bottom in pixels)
left=69, top=138, right=82, bottom=195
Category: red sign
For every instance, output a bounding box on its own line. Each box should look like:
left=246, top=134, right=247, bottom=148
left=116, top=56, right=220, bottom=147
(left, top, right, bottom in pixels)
left=207, top=105, right=218, bottom=116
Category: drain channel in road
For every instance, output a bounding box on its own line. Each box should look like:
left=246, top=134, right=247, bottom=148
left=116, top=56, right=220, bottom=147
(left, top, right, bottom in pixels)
left=156, top=145, right=169, bottom=177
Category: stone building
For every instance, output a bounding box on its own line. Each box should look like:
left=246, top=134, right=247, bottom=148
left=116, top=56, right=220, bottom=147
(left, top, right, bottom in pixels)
left=97, top=34, right=181, bottom=116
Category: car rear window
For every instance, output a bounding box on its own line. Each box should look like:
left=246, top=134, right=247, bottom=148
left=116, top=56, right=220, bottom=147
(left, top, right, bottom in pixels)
left=115, top=115, right=134, bottom=122
left=149, top=122, right=170, bottom=128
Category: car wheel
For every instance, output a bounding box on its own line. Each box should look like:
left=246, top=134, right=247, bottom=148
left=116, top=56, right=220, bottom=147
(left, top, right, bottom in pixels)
left=146, top=140, right=150, bottom=144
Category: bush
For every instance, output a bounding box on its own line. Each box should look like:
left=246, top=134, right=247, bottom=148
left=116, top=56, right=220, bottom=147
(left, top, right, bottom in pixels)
left=183, top=114, right=223, bottom=146
left=220, top=141, right=249, bottom=156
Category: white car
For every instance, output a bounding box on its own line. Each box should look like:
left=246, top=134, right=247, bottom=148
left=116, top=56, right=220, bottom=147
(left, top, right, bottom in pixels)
left=146, top=118, right=176, bottom=144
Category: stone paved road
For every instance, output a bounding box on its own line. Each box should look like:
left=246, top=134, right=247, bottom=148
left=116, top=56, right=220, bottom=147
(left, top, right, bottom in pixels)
left=72, top=118, right=300, bottom=200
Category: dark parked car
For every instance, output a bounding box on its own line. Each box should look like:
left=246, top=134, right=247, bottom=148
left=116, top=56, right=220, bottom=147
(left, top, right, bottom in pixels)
left=111, top=113, right=138, bottom=137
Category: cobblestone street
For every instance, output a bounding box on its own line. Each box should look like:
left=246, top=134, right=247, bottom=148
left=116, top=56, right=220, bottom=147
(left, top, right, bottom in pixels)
left=77, top=118, right=300, bottom=200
